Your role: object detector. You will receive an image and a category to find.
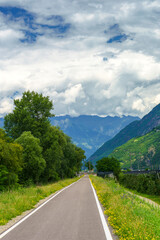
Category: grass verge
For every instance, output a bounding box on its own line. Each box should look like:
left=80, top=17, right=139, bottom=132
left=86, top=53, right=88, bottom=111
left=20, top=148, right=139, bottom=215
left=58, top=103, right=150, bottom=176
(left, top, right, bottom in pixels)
left=90, top=175, right=160, bottom=240
left=126, top=189, right=160, bottom=205
left=0, top=177, right=80, bottom=226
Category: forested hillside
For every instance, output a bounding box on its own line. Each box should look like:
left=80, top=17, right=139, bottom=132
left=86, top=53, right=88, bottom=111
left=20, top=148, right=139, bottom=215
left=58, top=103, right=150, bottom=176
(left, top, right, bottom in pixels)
left=88, top=103, right=160, bottom=165
left=0, top=91, right=85, bottom=191
left=109, top=126, right=160, bottom=170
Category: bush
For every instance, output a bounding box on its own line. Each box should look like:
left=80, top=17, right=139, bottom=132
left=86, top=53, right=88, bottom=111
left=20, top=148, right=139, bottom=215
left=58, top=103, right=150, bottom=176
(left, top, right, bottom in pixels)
left=96, top=157, right=121, bottom=179
left=119, top=173, right=160, bottom=195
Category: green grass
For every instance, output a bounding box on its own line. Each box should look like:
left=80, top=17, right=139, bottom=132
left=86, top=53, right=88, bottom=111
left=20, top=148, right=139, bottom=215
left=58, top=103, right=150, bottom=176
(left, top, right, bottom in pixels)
left=0, top=177, right=80, bottom=226
left=90, top=175, right=160, bottom=240
left=126, top=189, right=160, bottom=205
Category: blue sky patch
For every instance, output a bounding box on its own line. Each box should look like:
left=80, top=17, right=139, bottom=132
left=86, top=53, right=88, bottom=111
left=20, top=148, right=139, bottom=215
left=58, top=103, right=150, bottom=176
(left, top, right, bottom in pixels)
left=52, top=23, right=71, bottom=34
left=104, top=23, right=120, bottom=35
left=0, top=6, right=71, bottom=43
left=105, top=23, right=129, bottom=44
left=0, top=6, right=35, bottom=28
left=20, top=30, right=43, bottom=43
left=47, top=15, right=64, bottom=23
left=103, top=57, right=108, bottom=61
left=107, top=34, right=128, bottom=43
left=37, top=23, right=71, bottom=34
left=109, top=24, right=120, bottom=31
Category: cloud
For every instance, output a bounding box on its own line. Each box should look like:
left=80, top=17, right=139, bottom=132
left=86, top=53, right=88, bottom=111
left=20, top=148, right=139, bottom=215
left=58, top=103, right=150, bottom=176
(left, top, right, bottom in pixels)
left=0, top=97, right=13, bottom=115
left=0, top=0, right=160, bottom=117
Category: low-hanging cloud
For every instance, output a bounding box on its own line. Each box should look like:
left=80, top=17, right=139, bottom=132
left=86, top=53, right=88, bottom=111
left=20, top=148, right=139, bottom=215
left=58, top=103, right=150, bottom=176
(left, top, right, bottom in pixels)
left=0, top=0, right=160, bottom=118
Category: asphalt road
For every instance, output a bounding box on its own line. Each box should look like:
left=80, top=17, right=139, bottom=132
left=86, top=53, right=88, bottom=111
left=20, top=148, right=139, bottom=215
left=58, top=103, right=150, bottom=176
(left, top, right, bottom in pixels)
left=1, top=176, right=112, bottom=240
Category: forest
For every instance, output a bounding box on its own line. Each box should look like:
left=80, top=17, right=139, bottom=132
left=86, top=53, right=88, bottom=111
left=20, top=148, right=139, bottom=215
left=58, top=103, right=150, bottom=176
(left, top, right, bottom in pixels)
left=0, top=91, right=86, bottom=190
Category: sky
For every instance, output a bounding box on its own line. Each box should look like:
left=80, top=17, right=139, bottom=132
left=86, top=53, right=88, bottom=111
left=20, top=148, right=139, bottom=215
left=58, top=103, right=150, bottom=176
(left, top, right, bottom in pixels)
left=0, top=0, right=160, bottom=118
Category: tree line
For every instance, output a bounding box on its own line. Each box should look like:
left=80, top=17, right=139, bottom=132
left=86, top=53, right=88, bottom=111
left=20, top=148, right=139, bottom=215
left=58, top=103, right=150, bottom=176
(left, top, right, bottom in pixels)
left=0, top=91, right=86, bottom=190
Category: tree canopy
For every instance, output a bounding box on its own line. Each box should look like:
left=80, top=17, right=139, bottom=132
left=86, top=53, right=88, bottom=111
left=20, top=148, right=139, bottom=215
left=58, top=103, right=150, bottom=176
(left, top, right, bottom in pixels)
left=1, top=91, right=86, bottom=190
left=42, top=126, right=86, bottom=181
left=15, top=131, right=46, bottom=184
left=4, top=91, right=54, bottom=140
left=96, top=157, right=121, bottom=178
left=0, top=128, right=23, bottom=190
left=85, top=161, right=94, bottom=170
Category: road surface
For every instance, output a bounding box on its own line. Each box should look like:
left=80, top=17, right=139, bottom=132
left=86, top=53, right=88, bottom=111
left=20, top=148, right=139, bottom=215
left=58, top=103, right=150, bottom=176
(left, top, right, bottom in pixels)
left=1, top=176, right=113, bottom=240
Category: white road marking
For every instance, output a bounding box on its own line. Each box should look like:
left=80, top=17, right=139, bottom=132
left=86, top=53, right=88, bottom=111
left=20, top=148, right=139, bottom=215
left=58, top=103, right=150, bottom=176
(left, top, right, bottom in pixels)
left=90, top=179, right=113, bottom=240
left=0, top=178, right=82, bottom=239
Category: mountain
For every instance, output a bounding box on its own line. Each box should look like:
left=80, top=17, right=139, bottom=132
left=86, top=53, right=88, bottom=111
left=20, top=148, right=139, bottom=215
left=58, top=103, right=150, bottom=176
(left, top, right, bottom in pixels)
left=109, top=126, right=160, bottom=170
left=88, top=103, right=160, bottom=165
left=50, top=115, right=140, bottom=158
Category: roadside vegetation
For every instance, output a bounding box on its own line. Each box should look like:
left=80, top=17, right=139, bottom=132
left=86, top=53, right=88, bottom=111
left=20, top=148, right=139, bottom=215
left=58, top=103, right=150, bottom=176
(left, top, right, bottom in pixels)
left=96, top=157, right=121, bottom=179
left=0, top=177, right=80, bottom=226
left=0, top=91, right=86, bottom=191
left=119, top=172, right=160, bottom=196
left=90, top=175, right=160, bottom=240
left=126, top=189, right=160, bottom=205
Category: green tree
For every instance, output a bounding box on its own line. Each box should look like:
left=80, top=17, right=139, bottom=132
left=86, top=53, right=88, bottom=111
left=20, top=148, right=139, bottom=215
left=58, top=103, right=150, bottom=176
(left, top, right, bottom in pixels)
left=4, top=91, right=54, bottom=140
left=75, top=146, right=86, bottom=172
left=42, top=126, right=66, bottom=182
left=0, top=129, right=23, bottom=189
left=42, top=126, right=86, bottom=180
left=62, top=137, right=86, bottom=178
left=0, top=165, right=9, bottom=191
left=85, top=161, right=93, bottom=170
left=0, top=128, right=12, bottom=142
left=96, top=157, right=121, bottom=178
left=15, top=131, right=46, bottom=184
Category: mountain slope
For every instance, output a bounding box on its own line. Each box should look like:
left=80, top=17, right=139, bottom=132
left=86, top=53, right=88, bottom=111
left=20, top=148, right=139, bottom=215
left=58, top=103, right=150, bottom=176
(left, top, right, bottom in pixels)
left=50, top=115, right=139, bottom=158
left=109, top=126, right=160, bottom=170
left=88, top=103, right=160, bottom=164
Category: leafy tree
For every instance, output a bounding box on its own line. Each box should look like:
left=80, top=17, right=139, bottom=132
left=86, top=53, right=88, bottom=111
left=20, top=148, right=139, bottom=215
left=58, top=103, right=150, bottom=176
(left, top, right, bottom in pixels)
left=42, top=126, right=86, bottom=180
left=3, top=90, right=86, bottom=185
left=96, top=157, right=121, bottom=178
left=60, top=136, right=75, bottom=178
left=0, top=128, right=12, bottom=142
left=42, top=126, right=66, bottom=182
left=4, top=91, right=54, bottom=140
left=0, top=165, right=9, bottom=190
left=75, top=146, right=86, bottom=171
left=62, top=138, right=86, bottom=178
left=0, top=140, right=23, bottom=173
left=0, top=130, right=23, bottom=189
left=85, top=161, right=93, bottom=170
left=15, top=131, right=46, bottom=184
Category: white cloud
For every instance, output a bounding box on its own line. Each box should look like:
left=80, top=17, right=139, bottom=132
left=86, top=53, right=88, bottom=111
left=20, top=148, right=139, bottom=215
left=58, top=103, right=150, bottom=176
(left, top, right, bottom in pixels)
left=0, top=97, right=13, bottom=116
left=0, top=0, right=160, bottom=118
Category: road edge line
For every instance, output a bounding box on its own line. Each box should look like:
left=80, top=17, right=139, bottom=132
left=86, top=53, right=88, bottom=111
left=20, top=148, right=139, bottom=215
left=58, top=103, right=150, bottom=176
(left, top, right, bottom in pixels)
left=89, top=179, right=113, bottom=240
left=0, top=177, right=82, bottom=239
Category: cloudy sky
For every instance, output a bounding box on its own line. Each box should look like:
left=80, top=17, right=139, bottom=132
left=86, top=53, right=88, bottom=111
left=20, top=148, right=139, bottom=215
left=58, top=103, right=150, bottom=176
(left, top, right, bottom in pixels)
left=0, top=0, right=160, bottom=118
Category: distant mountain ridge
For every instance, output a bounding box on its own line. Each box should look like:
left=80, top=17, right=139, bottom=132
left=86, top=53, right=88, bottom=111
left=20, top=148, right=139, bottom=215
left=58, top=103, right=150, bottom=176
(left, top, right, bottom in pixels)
left=88, top=103, right=160, bottom=164
left=50, top=115, right=140, bottom=158
left=0, top=115, right=139, bottom=158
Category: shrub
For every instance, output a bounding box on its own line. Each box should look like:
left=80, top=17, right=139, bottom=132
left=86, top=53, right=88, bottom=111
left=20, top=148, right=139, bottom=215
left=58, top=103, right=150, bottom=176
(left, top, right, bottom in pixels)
left=119, top=173, right=160, bottom=195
